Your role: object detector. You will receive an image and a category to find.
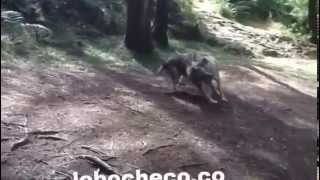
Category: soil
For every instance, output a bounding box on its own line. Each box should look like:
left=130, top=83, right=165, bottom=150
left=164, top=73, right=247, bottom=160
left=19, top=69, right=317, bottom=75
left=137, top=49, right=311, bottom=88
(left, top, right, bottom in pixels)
left=1, top=58, right=317, bottom=180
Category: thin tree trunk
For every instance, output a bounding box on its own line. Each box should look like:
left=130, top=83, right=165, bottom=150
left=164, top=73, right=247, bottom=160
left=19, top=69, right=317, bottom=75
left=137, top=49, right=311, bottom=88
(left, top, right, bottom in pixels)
left=153, top=0, right=169, bottom=47
left=125, top=0, right=154, bottom=53
left=309, top=0, right=318, bottom=43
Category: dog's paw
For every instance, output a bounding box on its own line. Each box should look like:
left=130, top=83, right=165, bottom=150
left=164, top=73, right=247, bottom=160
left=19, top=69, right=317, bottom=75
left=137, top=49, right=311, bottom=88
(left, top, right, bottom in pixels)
left=208, top=99, right=219, bottom=104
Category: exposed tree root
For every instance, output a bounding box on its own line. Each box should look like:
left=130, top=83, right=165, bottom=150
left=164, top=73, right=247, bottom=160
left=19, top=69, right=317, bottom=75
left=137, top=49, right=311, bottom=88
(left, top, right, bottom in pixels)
left=77, top=155, right=120, bottom=175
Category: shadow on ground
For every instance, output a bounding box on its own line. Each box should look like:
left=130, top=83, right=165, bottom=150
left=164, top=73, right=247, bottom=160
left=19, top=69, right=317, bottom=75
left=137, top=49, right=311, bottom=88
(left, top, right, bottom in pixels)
left=1, top=37, right=317, bottom=180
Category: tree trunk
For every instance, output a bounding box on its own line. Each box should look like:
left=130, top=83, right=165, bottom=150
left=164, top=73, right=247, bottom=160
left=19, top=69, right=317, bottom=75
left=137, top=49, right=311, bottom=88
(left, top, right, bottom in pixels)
left=125, top=0, right=154, bottom=53
left=309, top=0, right=318, bottom=43
left=153, top=0, right=169, bottom=47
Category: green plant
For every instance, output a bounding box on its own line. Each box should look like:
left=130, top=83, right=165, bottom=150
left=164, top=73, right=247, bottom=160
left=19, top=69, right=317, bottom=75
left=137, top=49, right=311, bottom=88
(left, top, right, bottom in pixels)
left=176, top=0, right=198, bottom=24
left=215, top=0, right=312, bottom=37
left=219, top=0, right=236, bottom=19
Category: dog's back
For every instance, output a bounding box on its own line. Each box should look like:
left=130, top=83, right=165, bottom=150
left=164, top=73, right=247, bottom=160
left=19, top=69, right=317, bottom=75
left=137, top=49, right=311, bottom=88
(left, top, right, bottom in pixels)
left=157, top=53, right=194, bottom=80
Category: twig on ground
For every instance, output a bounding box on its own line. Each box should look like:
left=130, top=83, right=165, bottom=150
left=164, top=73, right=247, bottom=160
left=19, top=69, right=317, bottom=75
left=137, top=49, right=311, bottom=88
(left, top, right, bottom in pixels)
left=11, top=114, right=30, bottom=151
left=29, top=130, right=60, bottom=135
left=142, top=144, right=174, bottom=156
left=1, top=121, right=26, bottom=128
left=57, top=138, right=80, bottom=152
left=80, top=145, right=115, bottom=161
left=81, top=145, right=106, bottom=155
left=1, top=137, right=11, bottom=141
left=37, top=159, right=49, bottom=165
left=77, top=155, right=121, bottom=175
left=37, top=135, right=67, bottom=141
left=126, top=106, right=144, bottom=114
left=55, top=170, right=73, bottom=180
left=11, top=136, right=30, bottom=151
left=179, top=162, right=207, bottom=169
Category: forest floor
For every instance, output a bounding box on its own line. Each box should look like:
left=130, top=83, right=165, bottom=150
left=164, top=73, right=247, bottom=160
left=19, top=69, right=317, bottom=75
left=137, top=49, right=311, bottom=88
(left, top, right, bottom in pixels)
left=1, top=1, right=318, bottom=180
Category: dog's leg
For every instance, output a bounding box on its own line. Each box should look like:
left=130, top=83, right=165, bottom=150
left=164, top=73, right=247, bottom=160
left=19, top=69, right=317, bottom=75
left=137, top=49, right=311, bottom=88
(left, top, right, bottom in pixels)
left=199, top=82, right=218, bottom=104
left=214, top=77, right=228, bottom=102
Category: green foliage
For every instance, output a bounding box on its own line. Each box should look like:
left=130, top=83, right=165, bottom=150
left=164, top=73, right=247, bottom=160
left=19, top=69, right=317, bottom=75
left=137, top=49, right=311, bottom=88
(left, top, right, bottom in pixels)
left=176, top=0, right=198, bottom=24
left=1, top=21, right=38, bottom=57
left=218, top=0, right=237, bottom=19
left=215, top=0, right=312, bottom=36
left=285, top=0, right=309, bottom=33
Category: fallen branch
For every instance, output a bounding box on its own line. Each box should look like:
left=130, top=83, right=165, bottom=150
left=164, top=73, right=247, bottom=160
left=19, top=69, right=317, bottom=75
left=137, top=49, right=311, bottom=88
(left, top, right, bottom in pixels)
left=11, top=136, right=30, bottom=151
left=11, top=114, right=30, bottom=151
left=55, top=170, right=73, bottom=180
left=1, top=121, right=25, bottom=128
left=77, top=155, right=120, bottom=175
left=38, top=135, right=67, bottom=141
left=29, top=130, right=60, bottom=135
left=126, top=106, right=144, bottom=114
left=81, top=145, right=107, bottom=155
left=143, top=144, right=174, bottom=156
left=36, top=159, right=49, bottom=165
left=81, top=145, right=116, bottom=161
left=1, top=137, right=11, bottom=141
left=179, top=162, right=207, bottom=169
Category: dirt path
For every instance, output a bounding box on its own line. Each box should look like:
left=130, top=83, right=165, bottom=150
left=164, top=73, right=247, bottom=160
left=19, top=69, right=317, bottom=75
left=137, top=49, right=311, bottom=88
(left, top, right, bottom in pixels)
left=193, top=0, right=317, bottom=58
left=1, top=55, right=317, bottom=179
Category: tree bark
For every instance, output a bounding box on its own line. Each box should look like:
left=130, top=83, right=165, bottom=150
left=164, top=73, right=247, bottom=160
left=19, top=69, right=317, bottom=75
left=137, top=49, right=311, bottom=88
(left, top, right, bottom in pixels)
left=153, top=0, right=169, bottom=47
left=125, top=0, right=154, bottom=53
left=309, top=0, right=318, bottom=43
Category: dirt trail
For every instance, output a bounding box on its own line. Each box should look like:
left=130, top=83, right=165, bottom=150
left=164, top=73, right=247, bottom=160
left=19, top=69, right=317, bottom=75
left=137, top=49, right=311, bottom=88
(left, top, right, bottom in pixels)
left=193, top=0, right=317, bottom=58
left=1, top=56, right=317, bottom=180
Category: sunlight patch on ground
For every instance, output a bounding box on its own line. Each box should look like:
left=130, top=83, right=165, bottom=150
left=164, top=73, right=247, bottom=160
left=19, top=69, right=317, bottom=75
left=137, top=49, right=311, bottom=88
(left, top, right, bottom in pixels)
left=193, top=0, right=217, bottom=14
left=252, top=57, right=317, bottom=97
left=82, top=43, right=144, bottom=72
left=84, top=45, right=119, bottom=63
left=291, top=116, right=318, bottom=130
left=255, top=57, right=317, bottom=79
left=118, top=94, right=154, bottom=113
left=1, top=93, right=33, bottom=110
left=43, top=47, right=68, bottom=62
left=251, top=149, right=288, bottom=170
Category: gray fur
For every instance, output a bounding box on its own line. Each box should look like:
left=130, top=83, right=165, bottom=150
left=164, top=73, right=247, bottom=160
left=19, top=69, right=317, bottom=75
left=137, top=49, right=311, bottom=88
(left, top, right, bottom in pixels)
left=158, top=53, right=227, bottom=104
